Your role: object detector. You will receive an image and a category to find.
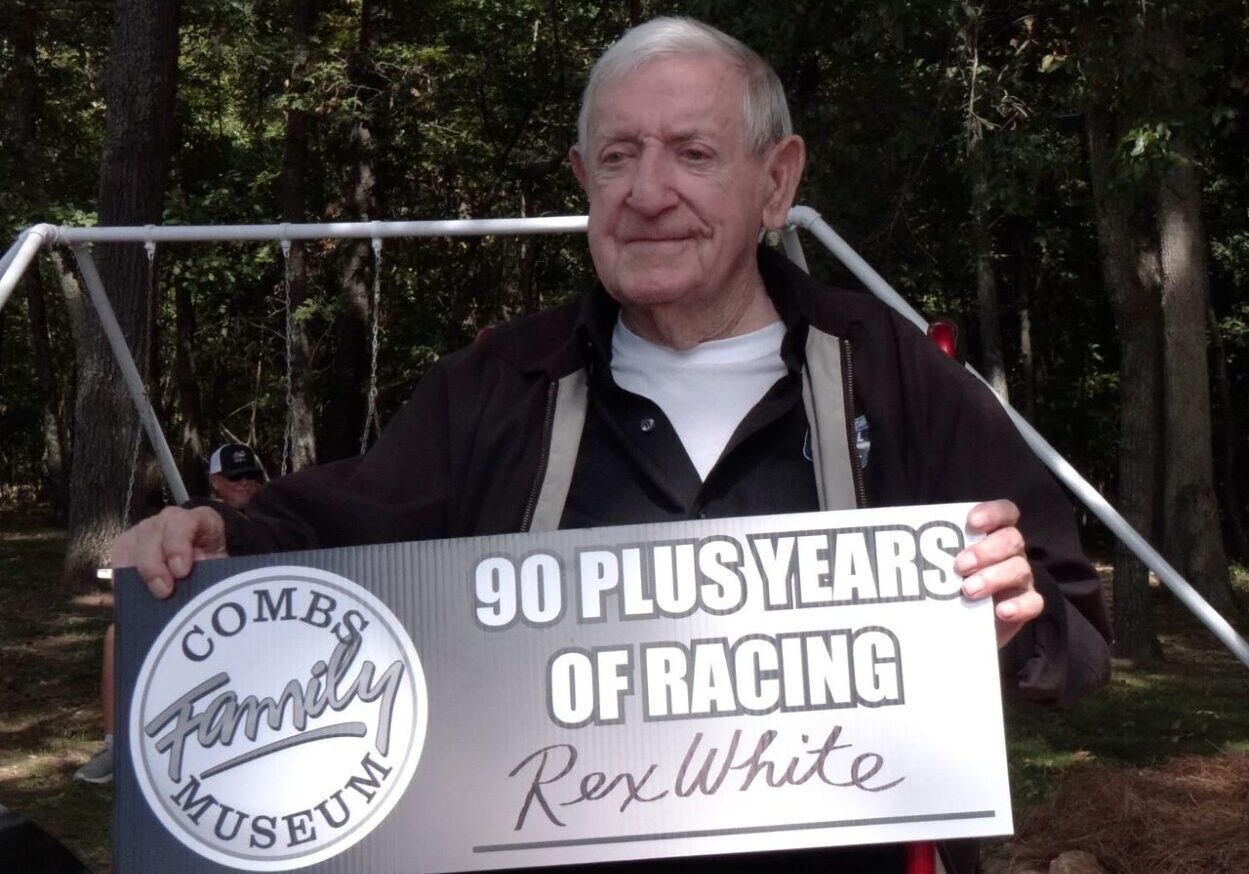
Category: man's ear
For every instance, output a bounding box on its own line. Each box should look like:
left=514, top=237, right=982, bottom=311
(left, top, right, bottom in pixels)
left=569, top=145, right=589, bottom=193
left=760, top=134, right=806, bottom=230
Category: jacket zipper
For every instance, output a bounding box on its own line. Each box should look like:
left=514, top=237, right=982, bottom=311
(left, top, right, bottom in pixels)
left=520, top=379, right=560, bottom=532
left=840, top=338, right=867, bottom=509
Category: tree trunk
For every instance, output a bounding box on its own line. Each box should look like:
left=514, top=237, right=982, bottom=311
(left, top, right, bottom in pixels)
left=173, top=277, right=208, bottom=497
left=961, top=7, right=1008, bottom=402
left=63, top=0, right=182, bottom=584
left=1207, top=302, right=1248, bottom=559
left=10, top=3, right=70, bottom=515
left=26, top=276, right=71, bottom=516
left=1085, top=103, right=1162, bottom=658
left=11, top=3, right=38, bottom=187
left=514, top=156, right=561, bottom=315
left=517, top=185, right=541, bottom=315
left=1148, top=17, right=1235, bottom=614
left=1157, top=152, right=1233, bottom=612
left=279, top=0, right=322, bottom=472
left=324, top=202, right=373, bottom=462
left=0, top=309, right=5, bottom=424
left=322, top=0, right=380, bottom=462
left=969, top=163, right=1008, bottom=400
left=1018, top=304, right=1035, bottom=424
left=1014, top=238, right=1036, bottom=423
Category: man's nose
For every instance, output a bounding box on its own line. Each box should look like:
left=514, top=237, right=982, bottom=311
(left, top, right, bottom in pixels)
left=625, top=148, right=678, bottom=215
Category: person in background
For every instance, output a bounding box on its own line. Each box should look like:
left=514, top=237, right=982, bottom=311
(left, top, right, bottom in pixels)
left=204, top=442, right=266, bottom=510
left=73, top=442, right=266, bottom=784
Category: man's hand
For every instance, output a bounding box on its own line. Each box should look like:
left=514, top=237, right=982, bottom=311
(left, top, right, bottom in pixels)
left=111, top=506, right=228, bottom=599
left=955, top=499, right=1043, bottom=648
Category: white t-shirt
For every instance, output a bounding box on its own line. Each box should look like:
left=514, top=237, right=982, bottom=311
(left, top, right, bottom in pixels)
left=611, top=318, right=788, bottom=480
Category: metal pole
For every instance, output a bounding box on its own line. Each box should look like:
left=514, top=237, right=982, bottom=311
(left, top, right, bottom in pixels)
left=71, top=244, right=190, bottom=504
left=0, top=230, right=31, bottom=290
left=49, top=215, right=589, bottom=245
left=787, top=205, right=1249, bottom=670
left=10, top=211, right=1244, bottom=664
left=0, top=224, right=54, bottom=314
left=778, top=226, right=809, bottom=273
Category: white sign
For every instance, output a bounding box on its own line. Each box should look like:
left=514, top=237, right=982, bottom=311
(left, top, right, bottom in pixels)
left=117, top=504, right=1013, bottom=872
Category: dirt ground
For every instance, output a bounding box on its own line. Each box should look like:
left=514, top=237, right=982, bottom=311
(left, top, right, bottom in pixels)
left=988, top=753, right=1249, bottom=873
left=1, top=510, right=1247, bottom=874
left=0, top=511, right=113, bottom=872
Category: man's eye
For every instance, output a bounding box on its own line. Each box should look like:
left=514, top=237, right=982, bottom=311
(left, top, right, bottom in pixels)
left=681, top=147, right=712, bottom=162
left=600, top=150, right=628, bottom=165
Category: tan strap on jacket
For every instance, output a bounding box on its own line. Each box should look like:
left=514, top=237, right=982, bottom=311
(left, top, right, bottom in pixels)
left=528, top=369, right=588, bottom=532
left=801, top=327, right=858, bottom=511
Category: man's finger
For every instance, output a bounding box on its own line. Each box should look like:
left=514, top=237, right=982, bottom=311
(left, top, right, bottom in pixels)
left=996, top=588, right=1044, bottom=623
left=955, top=526, right=1026, bottom=576
left=961, top=554, right=1033, bottom=599
left=966, top=498, right=1020, bottom=533
left=995, top=588, right=1045, bottom=647
left=111, top=527, right=138, bottom=573
left=161, top=510, right=200, bottom=581
left=130, top=516, right=176, bottom=599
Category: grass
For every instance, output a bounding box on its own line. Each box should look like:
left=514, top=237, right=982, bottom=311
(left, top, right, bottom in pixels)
left=0, top=512, right=1246, bottom=873
left=1007, top=608, right=1249, bottom=808
left=992, top=564, right=1249, bottom=871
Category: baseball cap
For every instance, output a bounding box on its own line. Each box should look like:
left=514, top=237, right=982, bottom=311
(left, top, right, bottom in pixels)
left=207, top=443, right=263, bottom=479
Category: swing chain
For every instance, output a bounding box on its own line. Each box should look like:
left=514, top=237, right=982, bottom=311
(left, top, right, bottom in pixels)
left=122, top=411, right=143, bottom=526
left=280, top=239, right=294, bottom=476
left=360, top=237, right=383, bottom=455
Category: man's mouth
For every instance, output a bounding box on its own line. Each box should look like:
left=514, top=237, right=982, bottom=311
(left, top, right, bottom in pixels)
left=625, top=235, right=692, bottom=245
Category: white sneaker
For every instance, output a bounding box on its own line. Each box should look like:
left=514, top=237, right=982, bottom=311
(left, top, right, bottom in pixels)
left=74, top=740, right=113, bottom=784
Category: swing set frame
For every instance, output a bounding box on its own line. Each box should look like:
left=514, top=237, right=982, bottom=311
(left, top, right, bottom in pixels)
left=1, top=207, right=1246, bottom=669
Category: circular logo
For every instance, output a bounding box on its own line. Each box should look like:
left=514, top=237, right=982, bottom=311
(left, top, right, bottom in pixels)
left=131, top=566, right=427, bottom=870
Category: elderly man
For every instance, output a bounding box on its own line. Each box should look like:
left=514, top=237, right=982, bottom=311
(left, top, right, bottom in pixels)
left=115, top=17, right=1110, bottom=873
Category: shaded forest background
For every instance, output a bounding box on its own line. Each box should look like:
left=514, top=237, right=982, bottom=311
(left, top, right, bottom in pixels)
left=0, top=0, right=1246, bottom=659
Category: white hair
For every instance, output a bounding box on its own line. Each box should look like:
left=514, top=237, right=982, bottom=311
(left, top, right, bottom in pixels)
left=576, top=17, right=792, bottom=155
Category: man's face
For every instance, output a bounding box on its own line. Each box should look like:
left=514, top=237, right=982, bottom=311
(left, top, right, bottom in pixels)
left=209, top=472, right=261, bottom=511
left=571, top=55, right=794, bottom=316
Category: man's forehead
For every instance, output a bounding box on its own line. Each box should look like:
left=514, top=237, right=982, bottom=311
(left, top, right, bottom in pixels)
left=586, top=55, right=747, bottom=142
left=593, top=120, right=724, bottom=143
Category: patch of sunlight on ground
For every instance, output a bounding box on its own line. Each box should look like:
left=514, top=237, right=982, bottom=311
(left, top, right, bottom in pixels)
left=4, top=630, right=97, bottom=655
left=1019, top=749, right=1096, bottom=769
left=0, top=713, right=44, bottom=734
left=1106, top=670, right=1169, bottom=691
left=1010, top=734, right=1097, bottom=767
left=0, top=740, right=90, bottom=785
left=0, top=528, right=62, bottom=542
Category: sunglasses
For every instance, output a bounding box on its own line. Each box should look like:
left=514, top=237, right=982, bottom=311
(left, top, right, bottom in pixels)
left=224, top=471, right=262, bottom=483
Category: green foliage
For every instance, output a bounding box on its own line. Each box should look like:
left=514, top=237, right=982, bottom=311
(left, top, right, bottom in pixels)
left=0, top=0, right=1246, bottom=538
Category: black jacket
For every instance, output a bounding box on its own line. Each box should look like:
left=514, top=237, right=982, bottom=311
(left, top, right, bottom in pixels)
left=223, top=247, right=1110, bottom=708
left=218, top=247, right=1112, bottom=874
